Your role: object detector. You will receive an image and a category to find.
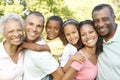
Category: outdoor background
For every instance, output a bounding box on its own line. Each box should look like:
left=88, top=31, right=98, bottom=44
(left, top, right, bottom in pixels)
left=0, top=0, right=120, bottom=42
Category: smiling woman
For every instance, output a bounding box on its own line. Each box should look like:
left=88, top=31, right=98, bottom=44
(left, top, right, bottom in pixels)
left=0, top=13, right=24, bottom=80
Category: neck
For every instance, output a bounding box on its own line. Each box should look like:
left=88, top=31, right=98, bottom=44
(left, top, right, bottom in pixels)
left=83, top=46, right=96, bottom=55
left=104, top=23, right=117, bottom=42
left=3, top=41, right=18, bottom=56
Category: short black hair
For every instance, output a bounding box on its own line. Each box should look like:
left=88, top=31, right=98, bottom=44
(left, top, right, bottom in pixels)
left=46, top=16, right=63, bottom=28
left=92, top=4, right=114, bottom=18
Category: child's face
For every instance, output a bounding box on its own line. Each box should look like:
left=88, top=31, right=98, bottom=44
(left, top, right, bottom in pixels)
left=46, top=20, right=60, bottom=40
left=80, top=24, right=98, bottom=48
left=64, top=24, right=79, bottom=46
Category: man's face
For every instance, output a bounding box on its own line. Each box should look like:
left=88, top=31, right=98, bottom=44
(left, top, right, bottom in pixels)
left=25, top=14, right=44, bottom=42
left=92, top=7, right=115, bottom=37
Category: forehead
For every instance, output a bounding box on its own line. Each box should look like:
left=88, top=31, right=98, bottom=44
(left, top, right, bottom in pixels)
left=93, top=7, right=111, bottom=19
left=4, top=20, right=22, bottom=33
left=47, top=20, right=60, bottom=26
left=64, top=24, right=77, bottom=31
left=48, top=20, right=60, bottom=24
left=5, top=20, right=21, bottom=28
left=26, top=14, right=44, bottom=24
left=80, top=24, right=94, bottom=32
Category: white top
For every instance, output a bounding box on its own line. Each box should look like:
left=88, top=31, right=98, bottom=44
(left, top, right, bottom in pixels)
left=59, top=43, right=77, bottom=67
left=23, top=38, right=59, bottom=80
left=0, top=41, right=24, bottom=80
left=97, top=25, right=120, bottom=80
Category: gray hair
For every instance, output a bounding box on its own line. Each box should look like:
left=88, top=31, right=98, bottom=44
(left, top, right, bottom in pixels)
left=0, top=13, right=24, bottom=34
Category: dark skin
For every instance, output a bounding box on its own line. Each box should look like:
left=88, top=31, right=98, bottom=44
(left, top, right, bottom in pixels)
left=92, top=7, right=116, bottom=42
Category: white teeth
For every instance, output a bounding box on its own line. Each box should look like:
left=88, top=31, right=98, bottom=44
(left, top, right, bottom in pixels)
left=13, top=38, right=20, bottom=42
left=87, top=39, right=93, bottom=43
left=30, top=32, right=35, bottom=36
left=29, top=31, right=36, bottom=36
left=49, top=34, right=54, bottom=36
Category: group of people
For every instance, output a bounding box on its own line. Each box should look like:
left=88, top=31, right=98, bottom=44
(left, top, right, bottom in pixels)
left=0, top=3, right=120, bottom=80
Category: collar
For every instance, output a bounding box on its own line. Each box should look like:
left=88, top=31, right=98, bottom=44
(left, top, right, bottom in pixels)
left=103, top=24, right=120, bottom=44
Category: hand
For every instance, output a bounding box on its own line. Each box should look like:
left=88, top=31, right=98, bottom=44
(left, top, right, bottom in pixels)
left=16, top=43, right=24, bottom=54
left=70, top=52, right=86, bottom=64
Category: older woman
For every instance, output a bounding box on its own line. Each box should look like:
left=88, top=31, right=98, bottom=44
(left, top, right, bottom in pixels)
left=0, top=13, right=24, bottom=80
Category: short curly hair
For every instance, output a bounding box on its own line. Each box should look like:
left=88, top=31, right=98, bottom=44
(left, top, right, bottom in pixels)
left=0, top=13, right=24, bottom=34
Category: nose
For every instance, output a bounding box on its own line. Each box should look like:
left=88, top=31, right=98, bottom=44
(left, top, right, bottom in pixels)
left=49, top=28, right=54, bottom=32
left=98, top=21, right=104, bottom=27
left=86, top=33, right=90, bottom=39
left=32, top=26, right=37, bottom=31
left=70, top=34, right=74, bottom=39
left=13, top=31, right=19, bottom=37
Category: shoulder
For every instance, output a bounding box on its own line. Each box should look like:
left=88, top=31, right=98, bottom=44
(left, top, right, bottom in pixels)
left=64, top=43, right=76, bottom=51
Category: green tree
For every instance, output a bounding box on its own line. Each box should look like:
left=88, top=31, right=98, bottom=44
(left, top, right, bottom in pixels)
left=25, top=0, right=73, bottom=20
left=111, top=0, right=120, bottom=23
left=5, top=0, right=24, bottom=17
left=0, top=0, right=5, bottom=16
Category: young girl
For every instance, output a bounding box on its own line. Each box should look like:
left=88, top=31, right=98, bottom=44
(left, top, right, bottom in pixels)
left=19, top=16, right=64, bottom=62
left=62, top=20, right=103, bottom=80
left=59, top=19, right=85, bottom=72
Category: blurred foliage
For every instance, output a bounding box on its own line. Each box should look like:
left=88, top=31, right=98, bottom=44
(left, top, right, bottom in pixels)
left=0, top=0, right=120, bottom=42
left=25, top=0, right=73, bottom=20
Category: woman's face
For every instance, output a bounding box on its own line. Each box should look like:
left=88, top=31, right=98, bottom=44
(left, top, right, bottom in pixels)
left=80, top=24, right=98, bottom=48
left=3, top=20, right=24, bottom=46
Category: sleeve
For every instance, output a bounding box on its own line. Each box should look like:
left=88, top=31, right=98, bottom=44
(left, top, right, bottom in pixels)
left=47, top=39, right=64, bottom=56
left=71, top=61, right=84, bottom=71
left=59, top=46, right=71, bottom=67
left=71, top=50, right=86, bottom=71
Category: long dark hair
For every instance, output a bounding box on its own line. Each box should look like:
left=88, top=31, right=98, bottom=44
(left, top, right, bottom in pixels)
left=60, top=19, right=80, bottom=48
left=78, top=20, right=103, bottom=55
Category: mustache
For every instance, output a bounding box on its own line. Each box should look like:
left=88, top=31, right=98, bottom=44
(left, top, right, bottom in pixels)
left=95, top=26, right=108, bottom=30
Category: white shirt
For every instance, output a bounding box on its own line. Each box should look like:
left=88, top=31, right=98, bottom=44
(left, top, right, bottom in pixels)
left=0, top=41, right=24, bottom=80
left=59, top=43, right=77, bottom=67
left=23, top=38, right=59, bottom=80
left=97, top=25, right=120, bottom=80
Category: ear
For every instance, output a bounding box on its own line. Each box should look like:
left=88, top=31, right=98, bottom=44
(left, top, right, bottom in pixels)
left=113, top=15, right=116, bottom=22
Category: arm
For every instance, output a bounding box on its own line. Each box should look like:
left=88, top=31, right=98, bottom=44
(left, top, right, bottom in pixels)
left=62, top=67, right=77, bottom=80
left=63, top=52, right=85, bottom=72
left=51, top=67, right=64, bottom=80
left=21, top=42, right=50, bottom=51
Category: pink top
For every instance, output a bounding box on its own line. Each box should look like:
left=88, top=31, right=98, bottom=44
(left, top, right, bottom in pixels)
left=71, top=50, right=98, bottom=80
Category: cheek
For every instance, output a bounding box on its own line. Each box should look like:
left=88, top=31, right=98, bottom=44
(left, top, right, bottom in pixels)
left=94, top=23, right=98, bottom=28
left=81, top=37, right=86, bottom=43
left=38, top=27, right=43, bottom=31
left=65, top=36, right=70, bottom=42
left=75, top=32, right=79, bottom=38
left=55, top=30, right=60, bottom=35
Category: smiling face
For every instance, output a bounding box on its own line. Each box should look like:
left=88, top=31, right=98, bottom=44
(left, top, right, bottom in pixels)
left=46, top=20, right=60, bottom=40
left=64, top=24, right=79, bottom=46
left=25, top=14, right=44, bottom=42
left=92, top=7, right=115, bottom=37
left=4, top=20, right=24, bottom=46
left=80, top=24, right=98, bottom=48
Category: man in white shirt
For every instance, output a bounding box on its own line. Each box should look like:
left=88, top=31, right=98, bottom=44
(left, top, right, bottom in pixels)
left=23, top=11, right=64, bottom=80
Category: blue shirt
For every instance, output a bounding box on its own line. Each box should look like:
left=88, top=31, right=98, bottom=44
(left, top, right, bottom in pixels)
left=97, top=25, right=120, bottom=80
